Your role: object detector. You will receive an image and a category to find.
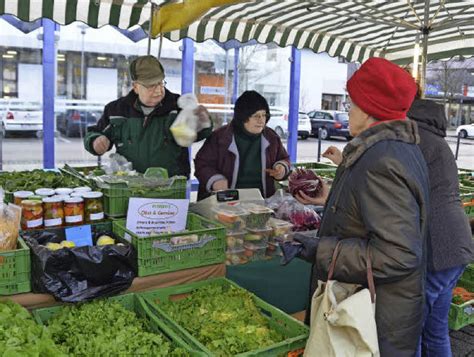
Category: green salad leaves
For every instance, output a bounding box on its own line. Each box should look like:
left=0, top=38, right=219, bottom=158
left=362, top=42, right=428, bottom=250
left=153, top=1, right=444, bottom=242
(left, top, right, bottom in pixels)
left=159, top=283, right=284, bottom=356
left=0, top=300, right=65, bottom=356
left=46, top=299, right=188, bottom=357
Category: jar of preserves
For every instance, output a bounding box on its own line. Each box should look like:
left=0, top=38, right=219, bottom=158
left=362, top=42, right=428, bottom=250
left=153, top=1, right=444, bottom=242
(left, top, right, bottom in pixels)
left=82, top=191, right=104, bottom=222
left=35, top=188, right=55, bottom=197
left=13, top=191, right=33, bottom=205
left=70, top=192, right=84, bottom=198
left=43, top=196, right=64, bottom=227
left=64, top=197, right=84, bottom=225
left=21, top=200, right=43, bottom=230
left=73, top=186, right=92, bottom=194
left=55, top=187, right=73, bottom=196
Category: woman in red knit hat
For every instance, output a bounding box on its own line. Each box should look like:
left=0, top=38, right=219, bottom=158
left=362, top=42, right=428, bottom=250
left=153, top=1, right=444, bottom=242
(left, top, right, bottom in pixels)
left=293, top=57, right=430, bottom=356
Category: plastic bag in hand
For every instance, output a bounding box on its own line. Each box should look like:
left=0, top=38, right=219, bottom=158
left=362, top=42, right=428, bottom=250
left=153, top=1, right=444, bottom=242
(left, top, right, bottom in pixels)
left=170, top=94, right=201, bottom=147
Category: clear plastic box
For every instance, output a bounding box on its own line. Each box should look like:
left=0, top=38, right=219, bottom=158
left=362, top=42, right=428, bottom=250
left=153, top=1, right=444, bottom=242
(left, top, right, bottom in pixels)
left=241, top=203, right=273, bottom=230
left=243, top=242, right=268, bottom=262
left=213, top=205, right=249, bottom=233
left=266, top=241, right=282, bottom=257
left=244, top=227, right=272, bottom=244
left=267, top=218, right=294, bottom=241
left=226, top=231, right=245, bottom=250
left=225, top=248, right=249, bottom=266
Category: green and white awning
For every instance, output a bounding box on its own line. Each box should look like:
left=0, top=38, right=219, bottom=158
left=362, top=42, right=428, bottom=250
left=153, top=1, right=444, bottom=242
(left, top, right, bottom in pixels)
left=164, top=0, right=474, bottom=63
left=1, top=0, right=474, bottom=63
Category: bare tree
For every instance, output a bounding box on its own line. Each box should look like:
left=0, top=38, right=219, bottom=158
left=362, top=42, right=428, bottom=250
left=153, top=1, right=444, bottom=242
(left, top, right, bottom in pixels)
left=237, top=44, right=278, bottom=93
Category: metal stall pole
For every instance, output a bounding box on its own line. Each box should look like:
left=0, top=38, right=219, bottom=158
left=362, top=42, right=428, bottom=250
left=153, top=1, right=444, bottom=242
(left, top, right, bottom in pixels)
left=317, top=128, right=322, bottom=162
left=232, top=47, right=239, bottom=104
left=42, top=19, right=56, bottom=169
left=181, top=38, right=195, bottom=196
left=287, top=47, right=301, bottom=163
left=455, top=132, right=461, bottom=160
left=419, top=1, right=431, bottom=97
left=147, top=2, right=155, bottom=55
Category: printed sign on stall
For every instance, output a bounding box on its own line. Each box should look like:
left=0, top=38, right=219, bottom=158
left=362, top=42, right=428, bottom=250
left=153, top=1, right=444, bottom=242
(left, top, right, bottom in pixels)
left=126, top=198, right=189, bottom=238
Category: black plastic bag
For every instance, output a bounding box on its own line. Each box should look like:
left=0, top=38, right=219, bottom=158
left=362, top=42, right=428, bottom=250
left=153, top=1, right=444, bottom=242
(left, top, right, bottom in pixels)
left=23, top=229, right=137, bottom=303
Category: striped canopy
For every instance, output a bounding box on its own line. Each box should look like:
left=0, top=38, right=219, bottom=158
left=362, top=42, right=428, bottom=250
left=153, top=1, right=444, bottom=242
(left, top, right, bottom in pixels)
left=1, top=0, right=473, bottom=63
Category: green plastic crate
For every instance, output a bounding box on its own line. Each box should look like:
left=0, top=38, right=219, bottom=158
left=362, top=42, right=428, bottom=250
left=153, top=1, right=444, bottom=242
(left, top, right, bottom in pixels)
left=293, top=162, right=337, bottom=170
left=31, top=293, right=203, bottom=356
left=457, top=278, right=474, bottom=293
left=140, top=278, right=309, bottom=357
left=461, top=264, right=474, bottom=282
left=448, top=299, right=474, bottom=330
left=462, top=194, right=474, bottom=217
left=113, top=213, right=226, bottom=277
left=0, top=237, right=31, bottom=295
left=102, top=177, right=188, bottom=218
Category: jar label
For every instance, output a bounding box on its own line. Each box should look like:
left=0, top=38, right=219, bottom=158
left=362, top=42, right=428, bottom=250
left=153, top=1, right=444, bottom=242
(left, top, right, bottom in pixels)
left=27, top=218, right=43, bottom=228
left=90, top=212, right=104, bottom=221
left=44, top=218, right=62, bottom=227
left=66, top=215, right=83, bottom=223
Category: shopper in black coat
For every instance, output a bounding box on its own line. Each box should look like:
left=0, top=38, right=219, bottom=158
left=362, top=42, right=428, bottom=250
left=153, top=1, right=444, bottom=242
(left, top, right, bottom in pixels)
left=408, top=98, right=473, bottom=356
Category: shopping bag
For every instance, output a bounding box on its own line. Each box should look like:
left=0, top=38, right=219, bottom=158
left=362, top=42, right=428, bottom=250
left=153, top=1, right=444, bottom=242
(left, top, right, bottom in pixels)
left=304, top=243, right=379, bottom=357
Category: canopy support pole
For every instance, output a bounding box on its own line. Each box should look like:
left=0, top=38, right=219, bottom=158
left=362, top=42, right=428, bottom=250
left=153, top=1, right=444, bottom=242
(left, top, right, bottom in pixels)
left=288, top=47, right=301, bottom=163
left=232, top=47, right=239, bottom=104
left=42, top=19, right=56, bottom=169
left=147, top=2, right=155, bottom=55
left=420, top=1, right=431, bottom=98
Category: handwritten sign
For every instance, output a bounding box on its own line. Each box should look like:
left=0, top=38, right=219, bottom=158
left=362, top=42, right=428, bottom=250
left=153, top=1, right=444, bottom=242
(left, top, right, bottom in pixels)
left=126, top=198, right=189, bottom=238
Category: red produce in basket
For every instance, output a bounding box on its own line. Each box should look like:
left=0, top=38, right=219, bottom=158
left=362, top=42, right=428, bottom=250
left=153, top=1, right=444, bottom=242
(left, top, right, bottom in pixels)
left=288, top=168, right=324, bottom=198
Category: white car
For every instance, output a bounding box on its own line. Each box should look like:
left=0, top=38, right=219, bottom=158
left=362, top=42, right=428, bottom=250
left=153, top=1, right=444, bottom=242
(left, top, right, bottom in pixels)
left=456, top=123, right=474, bottom=138
left=0, top=100, right=42, bottom=137
left=267, top=110, right=289, bottom=138
left=269, top=108, right=311, bottom=140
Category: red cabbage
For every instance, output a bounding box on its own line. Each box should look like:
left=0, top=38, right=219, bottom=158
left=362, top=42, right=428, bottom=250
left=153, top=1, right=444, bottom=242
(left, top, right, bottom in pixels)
left=288, top=168, right=323, bottom=198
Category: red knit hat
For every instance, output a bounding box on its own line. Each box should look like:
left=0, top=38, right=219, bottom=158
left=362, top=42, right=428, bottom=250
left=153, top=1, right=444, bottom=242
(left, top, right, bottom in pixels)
left=347, top=57, right=417, bottom=121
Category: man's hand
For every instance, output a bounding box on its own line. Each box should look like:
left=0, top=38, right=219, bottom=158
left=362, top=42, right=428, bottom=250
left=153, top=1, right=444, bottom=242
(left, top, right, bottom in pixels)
left=212, top=179, right=229, bottom=191
left=92, top=135, right=110, bottom=155
left=322, top=146, right=343, bottom=165
left=266, top=164, right=286, bottom=180
left=295, top=182, right=330, bottom=206
left=194, top=105, right=211, bottom=125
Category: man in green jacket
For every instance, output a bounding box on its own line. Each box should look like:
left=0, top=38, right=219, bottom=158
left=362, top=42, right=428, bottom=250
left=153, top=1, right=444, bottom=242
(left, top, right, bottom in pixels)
left=84, top=55, right=212, bottom=177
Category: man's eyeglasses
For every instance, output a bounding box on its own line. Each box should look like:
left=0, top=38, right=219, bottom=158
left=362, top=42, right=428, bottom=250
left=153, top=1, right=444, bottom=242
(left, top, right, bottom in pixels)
left=140, top=80, right=167, bottom=91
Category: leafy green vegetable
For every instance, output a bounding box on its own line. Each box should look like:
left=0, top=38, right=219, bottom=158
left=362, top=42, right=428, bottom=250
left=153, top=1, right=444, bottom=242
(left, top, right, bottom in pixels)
left=0, top=170, right=85, bottom=193
left=0, top=300, right=65, bottom=356
left=158, top=283, right=284, bottom=356
left=46, top=299, right=188, bottom=357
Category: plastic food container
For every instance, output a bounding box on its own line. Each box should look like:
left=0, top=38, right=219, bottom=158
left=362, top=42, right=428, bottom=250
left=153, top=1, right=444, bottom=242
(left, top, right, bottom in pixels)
left=13, top=191, right=34, bottom=205
left=267, top=218, right=294, bottom=241
left=243, top=242, right=268, bottom=262
left=64, top=197, right=84, bottom=225
left=73, top=186, right=92, bottom=193
left=55, top=187, right=73, bottom=195
left=226, top=231, right=245, bottom=250
left=242, top=204, right=273, bottom=230
left=42, top=196, right=64, bottom=228
left=225, top=248, right=249, bottom=266
left=35, top=188, right=55, bottom=197
left=244, top=227, right=272, bottom=244
left=83, top=191, right=104, bottom=222
left=213, top=205, right=249, bottom=233
left=21, top=199, right=43, bottom=229
left=266, top=241, right=282, bottom=257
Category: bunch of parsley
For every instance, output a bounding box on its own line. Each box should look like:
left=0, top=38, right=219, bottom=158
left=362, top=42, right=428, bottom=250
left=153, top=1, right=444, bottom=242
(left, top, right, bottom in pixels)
left=159, top=283, right=284, bottom=356
left=46, top=299, right=188, bottom=356
left=0, top=300, right=65, bottom=356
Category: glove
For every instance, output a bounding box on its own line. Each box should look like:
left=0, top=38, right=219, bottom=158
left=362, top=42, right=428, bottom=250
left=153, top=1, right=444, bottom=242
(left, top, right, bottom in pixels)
left=293, top=232, right=319, bottom=263
left=280, top=241, right=303, bottom=266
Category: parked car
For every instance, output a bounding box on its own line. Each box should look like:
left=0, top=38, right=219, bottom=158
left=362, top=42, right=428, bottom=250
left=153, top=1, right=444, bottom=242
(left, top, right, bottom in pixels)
left=0, top=100, right=42, bottom=137
left=456, top=123, right=474, bottom=138
left=56, top=108, right=102, bottom=137
left=307, top=110, right=351, bottom=140
left=270, top=109, right=311, bottom=139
